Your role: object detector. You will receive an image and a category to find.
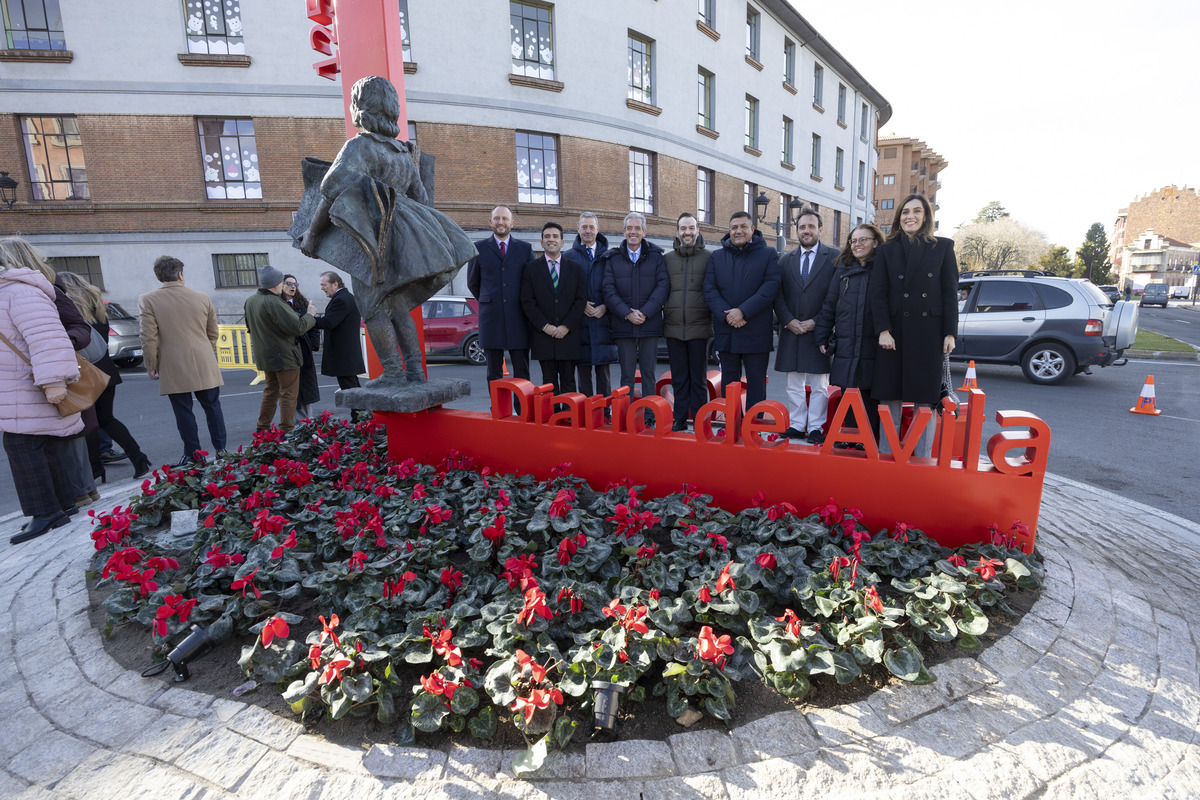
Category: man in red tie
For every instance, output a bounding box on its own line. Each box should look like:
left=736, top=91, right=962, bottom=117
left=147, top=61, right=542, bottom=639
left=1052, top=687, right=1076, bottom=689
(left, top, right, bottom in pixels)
left=467, top=206, right=534, bottom=384
left=520, top=222, right=587, bottom=394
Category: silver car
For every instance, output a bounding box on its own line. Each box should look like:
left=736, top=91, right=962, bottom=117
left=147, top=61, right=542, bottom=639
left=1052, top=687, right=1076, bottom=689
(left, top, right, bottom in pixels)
left=105, top=302, right=143, bottom=368
left=954, top=272, right=1137, bottom=385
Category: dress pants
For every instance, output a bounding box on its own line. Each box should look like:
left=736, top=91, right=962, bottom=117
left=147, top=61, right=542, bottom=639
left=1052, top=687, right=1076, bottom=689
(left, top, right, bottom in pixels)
left=337, top=374, right=367, bottom=421
left=169, top=387, right=227, bottom=460
left=785, top=372, right=830, bottom=434
left=538, top=360, right=577, bottom=395
left=576, top=363, right=611, bottom=398
left=666, top=338, right=709, bottom=427
left=484, top=349, right=530, bottom=384
left=719, top=351, right=769, bottom=411
left=258, top=369, right=301, bottom=432
left=616, top=338, right=658, bottom=398
left=4, top=432, right=75, bottom=517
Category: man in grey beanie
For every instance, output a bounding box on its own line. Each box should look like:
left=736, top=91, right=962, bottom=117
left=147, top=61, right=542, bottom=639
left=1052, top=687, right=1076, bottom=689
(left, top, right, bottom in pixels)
left=244, top=266, right=317, bottom=433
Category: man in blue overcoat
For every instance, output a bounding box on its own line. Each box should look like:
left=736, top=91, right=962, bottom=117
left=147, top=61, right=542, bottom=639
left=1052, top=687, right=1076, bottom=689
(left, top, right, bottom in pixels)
left=467, top=206, right=534, bottom=384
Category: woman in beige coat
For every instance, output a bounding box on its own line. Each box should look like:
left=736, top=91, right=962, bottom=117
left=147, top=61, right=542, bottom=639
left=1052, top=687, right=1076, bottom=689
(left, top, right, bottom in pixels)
left=137, top=256, right=226, bottom=466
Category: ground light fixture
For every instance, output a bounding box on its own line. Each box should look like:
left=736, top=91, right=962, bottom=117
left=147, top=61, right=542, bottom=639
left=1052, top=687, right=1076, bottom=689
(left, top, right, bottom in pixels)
left=141, top=624, right=216, bottom=681
left=590, top=679, right=626, bottom=738
left=0, top=172, right=18, bottom=210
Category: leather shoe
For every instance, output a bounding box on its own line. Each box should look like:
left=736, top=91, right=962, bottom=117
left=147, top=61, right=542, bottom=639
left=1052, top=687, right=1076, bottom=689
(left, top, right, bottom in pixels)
left=132, top=455, right=153, bottom=480
left=100, top=450, right=128, bottom=464
left=60, top=506, right=79, bottom=518
left=784, top=427, right=806, bottom=440
left=11, top=511, right=69, bottom=544
left=807, top=429, right=826, bottom=445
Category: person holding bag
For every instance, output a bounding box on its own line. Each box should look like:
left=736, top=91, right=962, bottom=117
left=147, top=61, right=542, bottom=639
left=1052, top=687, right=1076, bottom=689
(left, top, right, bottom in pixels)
left=0, top=237, right=89, bottom=543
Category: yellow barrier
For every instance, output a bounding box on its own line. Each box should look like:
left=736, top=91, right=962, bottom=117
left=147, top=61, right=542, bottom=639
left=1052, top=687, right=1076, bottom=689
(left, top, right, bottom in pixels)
left=216, top=325, right=266, bottom=385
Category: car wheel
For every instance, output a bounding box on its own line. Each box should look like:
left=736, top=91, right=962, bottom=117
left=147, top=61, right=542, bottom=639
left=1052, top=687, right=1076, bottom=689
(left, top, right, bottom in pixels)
left=113, top=357, right=143, bottom=369
left=464, top=334, right=486, bottom=366
left=1020, top=343, right=1075, bottom=385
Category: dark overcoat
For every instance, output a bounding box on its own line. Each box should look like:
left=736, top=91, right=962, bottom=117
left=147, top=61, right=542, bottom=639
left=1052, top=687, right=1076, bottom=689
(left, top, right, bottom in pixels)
left=287, top=298, right=322, bottom=405
left=703, top=231, right=782, bottom=354
left=813, top=257, right=876, bottom=390
left=868, top=235, right=959, bottom=403
left=520, top=255, right=587, bottom=361
left=601, top=240, right=669, bottom=339
left=563, top=233, right=618, bottom=366
left=467, top=235, right=534, bottom=350
left=773, top=242, right=838, bottom=374
left=314, top=287, right=366, bottom=377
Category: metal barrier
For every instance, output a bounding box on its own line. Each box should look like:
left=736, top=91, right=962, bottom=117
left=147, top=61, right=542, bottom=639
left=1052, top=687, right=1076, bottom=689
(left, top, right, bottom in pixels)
left=215, top=325, right=265, bottom=385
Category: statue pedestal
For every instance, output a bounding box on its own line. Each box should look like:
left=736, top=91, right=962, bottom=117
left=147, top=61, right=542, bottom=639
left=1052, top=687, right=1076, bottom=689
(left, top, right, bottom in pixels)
left=335, top=378, right=470, bottom=414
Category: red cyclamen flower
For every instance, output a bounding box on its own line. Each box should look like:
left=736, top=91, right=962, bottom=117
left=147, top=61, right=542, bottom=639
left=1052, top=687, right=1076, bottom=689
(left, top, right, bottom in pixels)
left=260, top=615, right=290, bottom=647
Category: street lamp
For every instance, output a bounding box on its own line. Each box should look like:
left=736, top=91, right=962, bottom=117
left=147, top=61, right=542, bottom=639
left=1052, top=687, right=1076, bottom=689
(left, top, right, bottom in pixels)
left=0, top=172, right=18, bottom=210
left=754, top=192, right=803, bottom=253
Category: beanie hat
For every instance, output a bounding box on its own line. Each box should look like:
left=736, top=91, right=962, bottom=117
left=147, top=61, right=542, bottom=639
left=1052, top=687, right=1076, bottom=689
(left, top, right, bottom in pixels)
left=258, top=265, right=284, bottom=289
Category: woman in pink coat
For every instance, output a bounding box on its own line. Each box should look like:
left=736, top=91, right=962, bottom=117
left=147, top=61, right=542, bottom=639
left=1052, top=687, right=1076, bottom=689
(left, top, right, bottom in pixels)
left=0, top=237, right=86, bottom=543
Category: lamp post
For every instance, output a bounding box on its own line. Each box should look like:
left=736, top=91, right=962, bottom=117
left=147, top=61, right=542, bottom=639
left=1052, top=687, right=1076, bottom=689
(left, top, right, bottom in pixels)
left=754, top=192, right=803, bottom=253
left=0, top=172, right=18, bottom=210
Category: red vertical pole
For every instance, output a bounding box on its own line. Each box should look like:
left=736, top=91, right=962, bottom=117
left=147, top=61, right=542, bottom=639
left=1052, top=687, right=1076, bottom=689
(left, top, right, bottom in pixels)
left=328, top=0, right=426, bottom=377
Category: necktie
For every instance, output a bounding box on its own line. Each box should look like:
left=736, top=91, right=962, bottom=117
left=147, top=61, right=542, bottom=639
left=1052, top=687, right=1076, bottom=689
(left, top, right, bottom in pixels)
left=499, top=240, right=507, bottom=258
left=587, top=246, right=594, bottom=261
left=801, top=250, right=812, bottom=285
left=549, top=260, right=559, bottom=290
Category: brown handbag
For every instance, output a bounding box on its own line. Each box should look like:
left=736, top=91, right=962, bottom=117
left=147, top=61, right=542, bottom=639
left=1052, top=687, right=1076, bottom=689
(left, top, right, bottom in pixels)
left=0, top=331, right=110, bottom=417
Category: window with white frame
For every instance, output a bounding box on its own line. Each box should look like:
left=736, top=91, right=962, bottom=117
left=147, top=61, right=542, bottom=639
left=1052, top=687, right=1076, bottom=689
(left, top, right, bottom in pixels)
left=198, top=118, right=260, bottom=200
left=697, top=0, right=714, bottom=28
left=783, top=37, right=795, bottom=85
left=812, top=63, right=824, bottom=106
left=697, top=68, right=715, bottom=129
left=183, top=0, right=244, bottom=55
left=21, top=115, right=88, bottom=201
left=3, top=0, right=65, bottom=49
left=213, top=253, right=267, bottom=288
left=398, top=0, right=411, bottom=61
left=781, top=116, right=793, bottom=164
left=515, top=131, right=559, bottom=205
left=837, top=84, right=847, bottom=124
left=858, top=161, right=867, bottom=198
left=627, top=31, right=653, bottom=104
left=745, top=5, right=759, bottom=60
left=697, top=167, right=713, bottom=224
left=882, top=174, right=895, bottom=185
left=629, top=149, right=654, bottom=213
left=510, top=1, right=554, bottom=80
left=860, top=102, right=871, bottom=141
left=810, top=134, right=821, bottom=177
left=407, top=121, right=417, bottom=144
left=744, top=95, right=758, bottom=150
left=743, top=182, right=757, bottom=215
left=879, top=199, right=894, bottom=210
left=835, top=147, right=844, bottom=187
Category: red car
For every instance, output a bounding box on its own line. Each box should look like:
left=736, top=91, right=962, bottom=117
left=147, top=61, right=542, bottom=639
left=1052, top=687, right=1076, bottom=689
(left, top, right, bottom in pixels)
left=421, top=296, right=485, bottom=365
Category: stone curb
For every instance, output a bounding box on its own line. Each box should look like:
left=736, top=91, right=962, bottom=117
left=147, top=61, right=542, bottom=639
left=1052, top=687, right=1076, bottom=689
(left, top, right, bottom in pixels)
left=1, top=475, right=1198, bottom=798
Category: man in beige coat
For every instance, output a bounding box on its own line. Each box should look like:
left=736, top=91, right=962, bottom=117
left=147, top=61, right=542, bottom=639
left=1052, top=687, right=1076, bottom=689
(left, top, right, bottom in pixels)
left=138, top=256, right=226, bottom=466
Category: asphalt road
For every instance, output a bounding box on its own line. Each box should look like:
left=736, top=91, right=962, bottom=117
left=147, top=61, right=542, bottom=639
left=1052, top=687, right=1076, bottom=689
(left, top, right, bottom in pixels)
left=3, top=351, right=1197, bottom=525
left=1135, top=301, right=1200, bottom=346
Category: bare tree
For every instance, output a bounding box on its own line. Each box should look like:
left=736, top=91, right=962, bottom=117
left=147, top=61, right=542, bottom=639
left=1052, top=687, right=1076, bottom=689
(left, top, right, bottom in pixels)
left=953, top=218, right=1049, bottom=271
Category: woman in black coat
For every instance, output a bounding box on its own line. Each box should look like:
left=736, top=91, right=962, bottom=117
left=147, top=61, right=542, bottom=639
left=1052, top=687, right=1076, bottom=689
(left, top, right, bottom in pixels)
left=868, top=194, right=958, bottom=456
left=814, top=223, right=884, bottom=446
left=283, top=274, right=321, bottom=419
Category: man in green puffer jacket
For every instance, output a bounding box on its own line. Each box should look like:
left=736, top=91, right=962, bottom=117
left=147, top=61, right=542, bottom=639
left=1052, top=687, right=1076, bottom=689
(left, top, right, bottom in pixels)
left=663, top=213, right=713, bottom=431
left=244, top=265, right=316, bottom=433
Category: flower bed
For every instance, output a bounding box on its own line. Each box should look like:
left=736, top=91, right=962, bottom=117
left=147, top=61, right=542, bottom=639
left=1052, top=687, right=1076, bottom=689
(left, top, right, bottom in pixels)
left=89, top=413, right=1042, bottom=771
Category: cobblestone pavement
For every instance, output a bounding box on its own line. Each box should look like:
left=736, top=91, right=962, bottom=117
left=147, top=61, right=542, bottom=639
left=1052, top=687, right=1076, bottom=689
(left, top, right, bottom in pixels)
left=2, top=473, right=1198, bottom=800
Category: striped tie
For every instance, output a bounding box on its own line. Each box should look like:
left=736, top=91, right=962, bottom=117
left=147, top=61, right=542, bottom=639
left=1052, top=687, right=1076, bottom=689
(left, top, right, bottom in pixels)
left=549, top=260, right=559, bottom=290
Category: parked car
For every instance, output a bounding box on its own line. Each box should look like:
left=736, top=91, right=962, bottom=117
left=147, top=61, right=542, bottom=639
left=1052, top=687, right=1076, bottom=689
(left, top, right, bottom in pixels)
left=1097, top=285, right=1122, bottom=304
left=421, top=296, right=484, bottom=365
left=105, top=302, right=143, bottom=368
left=954, top=271, right=1137, bottom=385
left=1140, top=283, right=1170, bottom=308
left=1170, top=285, right=1191, bottom=299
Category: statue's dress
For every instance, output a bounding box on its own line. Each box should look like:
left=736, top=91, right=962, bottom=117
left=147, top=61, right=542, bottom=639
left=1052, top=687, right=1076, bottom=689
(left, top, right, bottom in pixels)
left=290, top=132, right=475, bottom=312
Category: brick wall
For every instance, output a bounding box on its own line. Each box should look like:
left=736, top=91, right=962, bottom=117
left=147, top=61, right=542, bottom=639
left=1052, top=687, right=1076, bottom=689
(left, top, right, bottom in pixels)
left=1124, top=186, right=1200, bottom=245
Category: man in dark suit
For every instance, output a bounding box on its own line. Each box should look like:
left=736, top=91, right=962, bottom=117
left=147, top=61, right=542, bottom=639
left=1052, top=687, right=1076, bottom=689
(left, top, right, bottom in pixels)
left=520, top=222, right=587, bottom=394
left=703, top=211, right=782, bottom=414
left=774, top=209, right=838, bottom=443
left=467, top=206, right=534, bottom=385
left=315, top=271, right=367, bottom=420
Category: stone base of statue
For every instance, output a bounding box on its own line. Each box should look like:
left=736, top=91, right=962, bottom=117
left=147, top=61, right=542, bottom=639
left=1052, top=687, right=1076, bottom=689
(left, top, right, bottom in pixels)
left=335, top=378, right=470, bottom=414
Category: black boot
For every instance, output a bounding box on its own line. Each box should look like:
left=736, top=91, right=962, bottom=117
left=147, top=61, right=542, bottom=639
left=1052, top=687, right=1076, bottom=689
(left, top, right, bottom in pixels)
left=131, top=453, right=152, bottom=479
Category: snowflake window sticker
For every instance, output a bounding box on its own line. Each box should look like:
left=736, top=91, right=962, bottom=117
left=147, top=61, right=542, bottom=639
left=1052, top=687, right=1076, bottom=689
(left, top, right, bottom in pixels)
left=184, top=0, right=244, bottom=55
left=199, top=119, right=260, bottom=200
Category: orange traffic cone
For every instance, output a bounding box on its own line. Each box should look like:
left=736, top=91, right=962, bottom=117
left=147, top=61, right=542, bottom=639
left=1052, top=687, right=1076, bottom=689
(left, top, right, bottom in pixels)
left=1129, top=376, right=1162, bottom=415
left=958, top=360, right=979, bottom=391
left=502, top=357, right=510, bottom=377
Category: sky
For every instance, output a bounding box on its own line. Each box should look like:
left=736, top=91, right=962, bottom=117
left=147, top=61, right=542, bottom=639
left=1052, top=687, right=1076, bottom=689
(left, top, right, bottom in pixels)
left=797, top=0, right=1200, bottom=251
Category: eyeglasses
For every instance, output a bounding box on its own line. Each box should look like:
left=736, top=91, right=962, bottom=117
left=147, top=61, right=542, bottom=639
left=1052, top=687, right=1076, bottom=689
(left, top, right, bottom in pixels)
left=849, top=237, right=875, bottom=245
left=283, top=281, right=298, bottom=287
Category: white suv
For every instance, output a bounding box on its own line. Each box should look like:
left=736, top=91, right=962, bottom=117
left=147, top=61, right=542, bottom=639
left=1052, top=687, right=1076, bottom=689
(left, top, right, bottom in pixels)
left=954, top=272, right=1138, bottom=385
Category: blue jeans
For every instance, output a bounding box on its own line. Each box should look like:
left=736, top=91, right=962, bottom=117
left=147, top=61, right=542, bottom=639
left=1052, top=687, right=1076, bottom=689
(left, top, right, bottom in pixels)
left=169, top=387, right=227, bottom=460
